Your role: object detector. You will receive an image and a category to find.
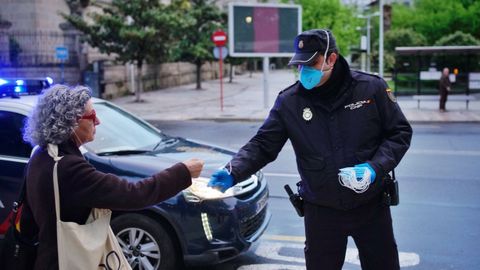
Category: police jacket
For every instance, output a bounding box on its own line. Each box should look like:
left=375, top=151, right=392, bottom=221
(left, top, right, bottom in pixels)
left=229, top=56, right=412, bottom=210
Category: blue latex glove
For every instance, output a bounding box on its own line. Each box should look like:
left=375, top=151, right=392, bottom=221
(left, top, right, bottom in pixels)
left=354, top=163, right=376, bottom=183
left=207, top=169, right=234, bottom=192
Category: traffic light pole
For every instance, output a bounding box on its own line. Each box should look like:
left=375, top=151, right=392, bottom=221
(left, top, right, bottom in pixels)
left=219, top=49, right=224, bottom=112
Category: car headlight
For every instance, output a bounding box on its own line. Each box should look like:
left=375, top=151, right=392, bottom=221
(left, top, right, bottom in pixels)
left=183, top=175, right=259, bottom=202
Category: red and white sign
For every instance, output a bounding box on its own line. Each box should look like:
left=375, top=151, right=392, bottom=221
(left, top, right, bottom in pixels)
left=211, top=30, right=227, bottom=47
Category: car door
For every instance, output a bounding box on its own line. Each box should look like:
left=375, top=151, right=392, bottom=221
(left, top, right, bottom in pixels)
left=0, top=110, right=31, bottom=224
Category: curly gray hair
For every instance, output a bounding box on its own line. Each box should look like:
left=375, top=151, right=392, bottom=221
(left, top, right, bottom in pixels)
left=23, top=84, right=92, bottom=147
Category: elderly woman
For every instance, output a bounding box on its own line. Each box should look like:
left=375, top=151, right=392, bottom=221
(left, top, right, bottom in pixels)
left=21, top=85, right=203, bottom=269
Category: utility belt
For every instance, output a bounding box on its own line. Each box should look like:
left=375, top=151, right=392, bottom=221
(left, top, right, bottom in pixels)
left=284, top=170, right=399, bottom=217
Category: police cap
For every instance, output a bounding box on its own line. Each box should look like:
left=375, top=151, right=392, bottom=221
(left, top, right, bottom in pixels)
left=288, top=29, right=337, bottom=66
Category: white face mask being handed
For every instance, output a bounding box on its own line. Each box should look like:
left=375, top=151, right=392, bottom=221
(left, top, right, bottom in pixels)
left=299, top=30, right=330, bottom=90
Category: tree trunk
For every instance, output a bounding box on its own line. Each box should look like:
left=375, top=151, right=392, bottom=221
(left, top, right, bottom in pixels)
left=135, top=62, right=143, bottom=102
left=229, top=64, right=234, bottom=83
left=196, top=60, right=202, bottom=90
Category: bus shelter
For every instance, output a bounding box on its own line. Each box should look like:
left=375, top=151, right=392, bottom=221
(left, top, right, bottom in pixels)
left=393, top=46, right=480, bottom=96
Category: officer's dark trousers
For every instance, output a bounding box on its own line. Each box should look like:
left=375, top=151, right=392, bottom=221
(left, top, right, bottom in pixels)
left=303, top=199, right=400, bottom=270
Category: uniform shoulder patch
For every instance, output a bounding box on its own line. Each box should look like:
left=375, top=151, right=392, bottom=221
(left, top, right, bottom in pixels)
left=386, top=88, right=396, bottom=102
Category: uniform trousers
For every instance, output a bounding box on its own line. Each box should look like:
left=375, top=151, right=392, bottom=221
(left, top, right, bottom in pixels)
left=303, top=198, right=400, bottom=270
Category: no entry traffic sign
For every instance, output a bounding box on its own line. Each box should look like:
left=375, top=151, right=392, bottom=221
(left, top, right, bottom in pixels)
left=211, top=30, right=227, bottom=47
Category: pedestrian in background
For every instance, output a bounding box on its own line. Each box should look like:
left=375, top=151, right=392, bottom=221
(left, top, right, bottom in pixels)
left=20, top=85, right=203, bottom=269
left=439, top=67, right=452, bottom=112
left=208, top=29, right=412, bottom=270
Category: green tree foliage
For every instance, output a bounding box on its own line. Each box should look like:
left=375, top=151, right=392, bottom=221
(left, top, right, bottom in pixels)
left=434, top=31, right=480, bottom=46
left=391, top=0, right=480, bottom=44
left=286, top=0, right=361, bottom=55
left=62, top=0, right=186, bottom=101
left=434, top=31, right=480, bottom=72
left=169, top=0, right=225, bottom=90
left=384, top=28, right=427, bottom=52
left=378, top=28, right=427, bottom=70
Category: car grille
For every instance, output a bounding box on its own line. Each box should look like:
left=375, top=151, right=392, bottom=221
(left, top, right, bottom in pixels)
left=240, top=207, right=267, bottom=239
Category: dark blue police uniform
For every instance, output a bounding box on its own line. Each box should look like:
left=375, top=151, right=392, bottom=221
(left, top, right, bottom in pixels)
left=228, top=54, right=412, bottom=269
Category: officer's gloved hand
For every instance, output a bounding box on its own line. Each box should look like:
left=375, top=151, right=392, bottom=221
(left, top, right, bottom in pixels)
left=354, top=163, right=376, bottom=183
left=207, top=169, right=234, bottom=192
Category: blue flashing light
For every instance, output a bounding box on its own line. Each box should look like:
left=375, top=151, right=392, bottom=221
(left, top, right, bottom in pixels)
left=0, top=78, right=7, bottom=86
left=16, top=79, right=25, bottom=86
left=14, top=86, right=22, bottom=93
left=46, top=77, right=53, bottom=85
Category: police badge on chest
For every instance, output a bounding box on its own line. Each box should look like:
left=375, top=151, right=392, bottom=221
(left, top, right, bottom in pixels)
left=302, top=107, right=313, bottom=121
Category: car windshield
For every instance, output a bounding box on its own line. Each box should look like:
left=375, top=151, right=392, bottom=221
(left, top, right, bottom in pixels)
left=85, top=102, right=166, bottom=154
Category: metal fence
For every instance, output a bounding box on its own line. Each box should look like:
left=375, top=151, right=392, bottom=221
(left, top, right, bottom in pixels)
left=0, top=30, right=80, bottom=67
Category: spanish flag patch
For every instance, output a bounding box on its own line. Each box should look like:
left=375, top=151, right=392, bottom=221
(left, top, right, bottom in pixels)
left=386, top=88, right=396, bottom=102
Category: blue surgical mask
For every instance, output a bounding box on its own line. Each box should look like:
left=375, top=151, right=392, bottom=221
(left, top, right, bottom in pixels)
left=299, top=29, right=330, bottom=90
left=300, top=65, right=324, bottom=90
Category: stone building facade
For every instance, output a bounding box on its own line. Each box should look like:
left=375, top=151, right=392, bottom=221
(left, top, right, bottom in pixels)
left=0, top=0, right=238, bottom=98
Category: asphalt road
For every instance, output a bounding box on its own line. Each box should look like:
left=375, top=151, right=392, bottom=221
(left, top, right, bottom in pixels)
left=150, top=120, right=480, bottom=270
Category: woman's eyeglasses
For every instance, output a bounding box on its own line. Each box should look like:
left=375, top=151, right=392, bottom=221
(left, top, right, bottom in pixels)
left=80, top=109, right=99, bottom=124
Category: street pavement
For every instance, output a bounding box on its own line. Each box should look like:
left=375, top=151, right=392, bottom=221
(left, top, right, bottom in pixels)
left=112, top=69, right=480, bottom=122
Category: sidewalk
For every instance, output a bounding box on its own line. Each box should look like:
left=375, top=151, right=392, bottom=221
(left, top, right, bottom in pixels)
left=112, top=69, right=480, bottom=122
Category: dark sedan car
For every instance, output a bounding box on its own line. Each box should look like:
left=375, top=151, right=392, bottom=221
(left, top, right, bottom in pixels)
left=0, top=92, right=270, bottom=269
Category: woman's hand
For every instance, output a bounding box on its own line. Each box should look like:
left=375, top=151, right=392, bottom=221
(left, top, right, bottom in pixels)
left=182, top=158, right=204, bottom=178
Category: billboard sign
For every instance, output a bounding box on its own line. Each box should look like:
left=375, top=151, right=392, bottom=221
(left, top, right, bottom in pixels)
left=228, top=3, right=302, bottom=57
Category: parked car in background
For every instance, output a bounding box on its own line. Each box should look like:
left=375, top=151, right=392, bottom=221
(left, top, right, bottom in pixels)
left=0, top=85, right=270, bottom=270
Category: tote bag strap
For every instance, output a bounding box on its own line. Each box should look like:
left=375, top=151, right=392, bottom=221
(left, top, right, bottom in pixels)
left=47, top=144, right=64, bottom=222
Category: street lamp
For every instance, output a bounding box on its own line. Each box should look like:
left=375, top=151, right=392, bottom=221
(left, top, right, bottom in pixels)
left=357, top=12, right=380, bottom=73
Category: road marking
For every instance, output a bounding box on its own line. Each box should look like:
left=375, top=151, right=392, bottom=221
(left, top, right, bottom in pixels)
left=264, top=173, right=300, bottom=178
left=263, top=234, right=305, bottom=242
left=238, top=264, right=305, bottom=270
left=243, top=238, right=420, bottom=269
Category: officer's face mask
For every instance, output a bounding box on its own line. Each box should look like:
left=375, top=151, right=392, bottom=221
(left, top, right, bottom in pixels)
left=299, top=30, right=330, bottom=90
left=299, top=61, right=326, bottom=90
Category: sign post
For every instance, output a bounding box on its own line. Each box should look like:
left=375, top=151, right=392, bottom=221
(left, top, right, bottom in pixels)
left=211, top=30, right=228, bottom=112
left=55, top=46, right=69, bottom=83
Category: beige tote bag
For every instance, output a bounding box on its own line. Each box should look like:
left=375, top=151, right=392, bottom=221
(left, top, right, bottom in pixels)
left=48, top=144, right=131, bottom=270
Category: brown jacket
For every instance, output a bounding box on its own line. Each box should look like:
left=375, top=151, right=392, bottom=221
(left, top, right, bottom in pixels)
left=439, top=74, right=451, bottom=93
left=24, top=138, right=191, bottom=270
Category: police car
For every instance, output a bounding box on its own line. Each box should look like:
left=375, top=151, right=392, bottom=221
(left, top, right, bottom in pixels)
left=0, top=82, right=270, bottom=269
left=0, top=77, right=53, bottom=97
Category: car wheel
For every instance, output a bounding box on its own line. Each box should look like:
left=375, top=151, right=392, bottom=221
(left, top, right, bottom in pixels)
left=111, top=213, right=179, bottom=270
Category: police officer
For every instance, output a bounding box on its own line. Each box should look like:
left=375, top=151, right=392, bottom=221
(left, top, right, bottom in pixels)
left=208, top=29, right=412, bottom=270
